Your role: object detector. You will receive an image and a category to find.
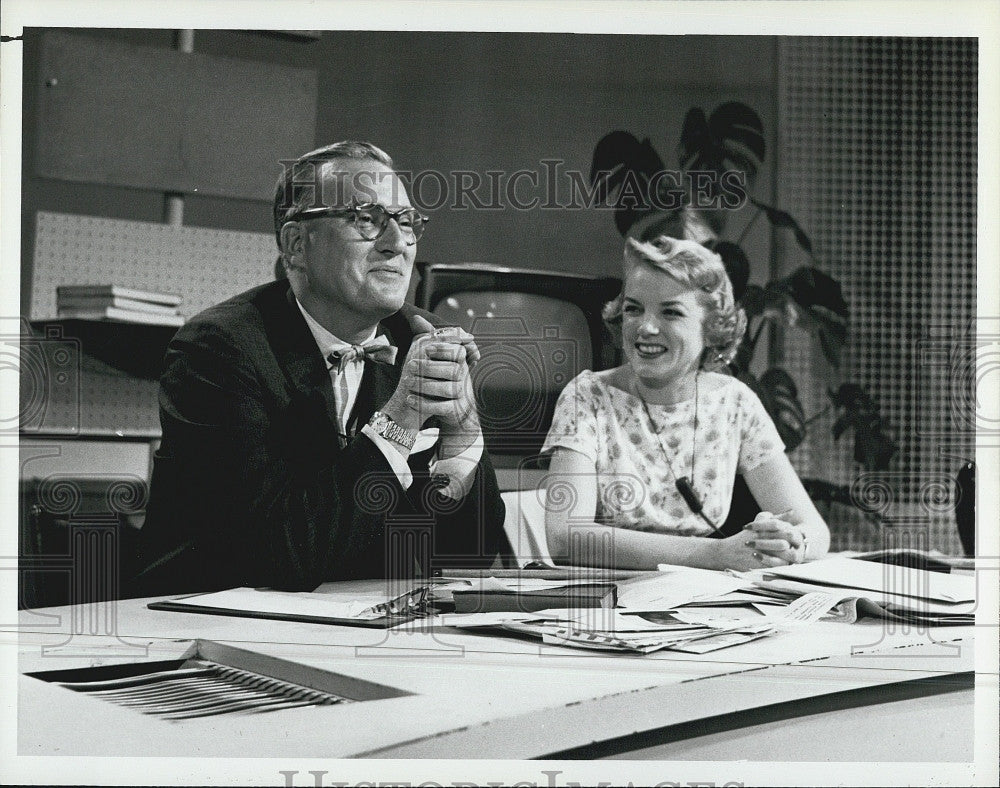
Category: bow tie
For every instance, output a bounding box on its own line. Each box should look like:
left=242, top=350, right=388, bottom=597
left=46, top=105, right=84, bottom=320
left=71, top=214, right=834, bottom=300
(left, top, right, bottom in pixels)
left=326, top=342, right=398, bottom=374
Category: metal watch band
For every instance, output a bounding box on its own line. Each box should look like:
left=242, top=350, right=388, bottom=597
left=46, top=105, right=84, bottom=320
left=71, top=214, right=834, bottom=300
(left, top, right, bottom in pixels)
left=369, top=411, right=416, bottom=450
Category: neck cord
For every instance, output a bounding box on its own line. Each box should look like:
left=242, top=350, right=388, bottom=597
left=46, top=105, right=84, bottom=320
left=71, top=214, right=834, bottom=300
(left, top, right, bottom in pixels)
left=635, top=371, right=722, bottom=534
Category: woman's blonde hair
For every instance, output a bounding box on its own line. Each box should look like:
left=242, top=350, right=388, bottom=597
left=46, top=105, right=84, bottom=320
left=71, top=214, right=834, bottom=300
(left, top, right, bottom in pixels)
left=603, top=235, right=747, bottom=370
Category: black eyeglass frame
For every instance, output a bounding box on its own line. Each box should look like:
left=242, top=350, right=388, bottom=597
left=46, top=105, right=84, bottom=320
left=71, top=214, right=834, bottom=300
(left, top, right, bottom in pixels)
left=283, top=200, right=430, bottom=242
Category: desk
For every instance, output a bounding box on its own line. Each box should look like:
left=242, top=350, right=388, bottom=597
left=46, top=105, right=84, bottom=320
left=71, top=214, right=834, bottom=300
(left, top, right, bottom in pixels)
left=10, top=581, right=977, bottom=761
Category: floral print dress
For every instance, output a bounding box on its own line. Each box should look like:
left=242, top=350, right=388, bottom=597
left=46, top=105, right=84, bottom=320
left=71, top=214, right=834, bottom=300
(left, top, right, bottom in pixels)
left=541, top=369, right=785, bottom=536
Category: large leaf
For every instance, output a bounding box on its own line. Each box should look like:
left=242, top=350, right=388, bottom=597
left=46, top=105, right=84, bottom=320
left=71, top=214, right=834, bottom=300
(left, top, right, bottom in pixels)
left=749, top=199, right=814, bottom=255
left=739, top=283, right=766, bottom=322
left=764, top=266, right=849, bottom=369
left=590, top=131, right=667, bottom=235
left=677, top=102, right=765, bottom=182
left=740, top=368, right=806, bottom=451
left=800, top=478, right=885, bottom=523
left=829, top=384, right=898, bottom=471
left=708, top=240, right=750, bottom=301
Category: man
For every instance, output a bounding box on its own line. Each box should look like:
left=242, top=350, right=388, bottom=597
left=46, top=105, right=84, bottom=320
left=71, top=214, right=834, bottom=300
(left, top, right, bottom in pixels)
left=136, top=142, right=509, bottom=595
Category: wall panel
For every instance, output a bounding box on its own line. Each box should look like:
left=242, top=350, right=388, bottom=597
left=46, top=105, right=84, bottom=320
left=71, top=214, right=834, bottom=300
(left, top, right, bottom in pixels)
left=777, top=38, right=977, bottom=553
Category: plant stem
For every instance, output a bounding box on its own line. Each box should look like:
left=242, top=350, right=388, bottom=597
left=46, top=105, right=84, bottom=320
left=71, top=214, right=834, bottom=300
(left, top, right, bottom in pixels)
left=737, top=206, right=763, bottom=246
left=748, top=318, right=767, bottom=354
left=804, top=403, right=832, bottom=426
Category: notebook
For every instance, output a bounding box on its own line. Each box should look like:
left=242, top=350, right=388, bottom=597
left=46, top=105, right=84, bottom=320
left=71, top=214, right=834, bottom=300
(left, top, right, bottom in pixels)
left=451, top=582, right=617, bottom=614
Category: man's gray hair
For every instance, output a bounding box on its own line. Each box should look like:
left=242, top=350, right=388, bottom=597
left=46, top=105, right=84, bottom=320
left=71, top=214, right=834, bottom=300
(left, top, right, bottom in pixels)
left=272, top=141, right=394, bottom=247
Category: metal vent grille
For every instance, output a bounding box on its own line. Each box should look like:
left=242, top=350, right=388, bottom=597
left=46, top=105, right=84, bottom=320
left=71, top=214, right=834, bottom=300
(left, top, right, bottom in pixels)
left=26, top=639, right=412, bottom=723
left=55, top=659, right=352, bottom=721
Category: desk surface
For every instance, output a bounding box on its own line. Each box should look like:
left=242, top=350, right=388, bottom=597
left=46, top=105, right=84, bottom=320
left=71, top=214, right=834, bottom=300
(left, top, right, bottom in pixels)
left=10, top=580, right=979, bottom=761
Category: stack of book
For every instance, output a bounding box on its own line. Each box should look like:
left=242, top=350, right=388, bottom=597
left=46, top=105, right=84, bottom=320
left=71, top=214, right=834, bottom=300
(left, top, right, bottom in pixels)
left=57, top=285, right=184, bottom=327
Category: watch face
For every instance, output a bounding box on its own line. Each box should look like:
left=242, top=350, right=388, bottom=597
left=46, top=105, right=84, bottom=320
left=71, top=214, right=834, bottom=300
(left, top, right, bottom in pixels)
left=371, top=412, right=390, bottom=433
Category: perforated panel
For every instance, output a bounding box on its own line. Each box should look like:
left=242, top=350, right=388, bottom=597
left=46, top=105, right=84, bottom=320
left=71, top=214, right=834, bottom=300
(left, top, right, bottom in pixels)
left=31, top=212, right=275, bottom=320
left=28, top=212, right=276, bottom=436
left=777, top=38, right=977, bottom=553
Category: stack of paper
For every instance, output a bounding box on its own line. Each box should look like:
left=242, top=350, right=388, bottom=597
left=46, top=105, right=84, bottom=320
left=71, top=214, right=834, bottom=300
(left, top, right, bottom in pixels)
left=750, top=558, right=976, bottom=626
left=57, top=285, right=185, bottom=327
left=450, top=607, right=776, bottom=654
left=447, top=567, right=786, bottom=654
left=442, top=559, right=976, bottom=653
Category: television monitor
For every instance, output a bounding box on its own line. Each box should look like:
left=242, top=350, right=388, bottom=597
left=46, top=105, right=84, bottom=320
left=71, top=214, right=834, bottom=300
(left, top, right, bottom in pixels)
left=414, top=263, right=621, bottom=461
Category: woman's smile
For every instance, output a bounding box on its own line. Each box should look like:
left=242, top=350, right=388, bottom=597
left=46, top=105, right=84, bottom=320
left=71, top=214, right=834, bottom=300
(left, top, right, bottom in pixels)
left=634, top=341, right=668, bottom=359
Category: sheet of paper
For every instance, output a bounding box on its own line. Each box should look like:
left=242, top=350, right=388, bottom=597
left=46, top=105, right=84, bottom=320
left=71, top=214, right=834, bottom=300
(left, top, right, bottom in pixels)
left=755, top=576, right=976, bottom=615
left=667, top=628, right=774, bottom=653
left=766, top=557, right=975, bottom=603
left=473, top=577, right=591, bottom=592
left=431, top=611, right=555, bottom=628
left=763, top=590, right=853, bottom=627
left=671, top=605, right=769, bottom=627
left=554, top=609, right=707, bottom=632
left=616, top=565, right=746, bottom=611
left=682, top=590, right=783, bottom=606
left=540, top=630, right=662, bottom=653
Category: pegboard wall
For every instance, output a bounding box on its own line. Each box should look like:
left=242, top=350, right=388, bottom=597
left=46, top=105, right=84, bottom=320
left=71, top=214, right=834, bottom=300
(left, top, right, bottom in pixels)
left=18, top=339, right=163, bottom=438
left=26, top=212, right=276, bottom=436
left=776, top=38, right=977, bottom=553
left=31, top=211, right=276, bottom=320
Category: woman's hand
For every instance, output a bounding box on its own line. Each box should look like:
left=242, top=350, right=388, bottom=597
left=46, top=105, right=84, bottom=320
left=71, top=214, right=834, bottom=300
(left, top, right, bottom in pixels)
left=744, top=511, right=809, bottom=564
left=700, top=530, right=791, bottom=572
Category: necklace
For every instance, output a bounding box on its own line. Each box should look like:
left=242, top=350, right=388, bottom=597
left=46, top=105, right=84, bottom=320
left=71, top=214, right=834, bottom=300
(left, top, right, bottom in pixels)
left=634, top=372, right=721, bottom=534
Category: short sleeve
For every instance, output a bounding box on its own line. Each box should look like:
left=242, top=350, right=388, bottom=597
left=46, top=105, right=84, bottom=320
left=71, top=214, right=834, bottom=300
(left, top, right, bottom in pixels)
left=541, top=372, right=600, bottom=462
left=737, top=384, right=787, bottom=474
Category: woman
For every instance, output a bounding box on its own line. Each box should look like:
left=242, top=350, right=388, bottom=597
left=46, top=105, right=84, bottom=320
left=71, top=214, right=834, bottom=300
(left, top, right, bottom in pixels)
left=541, top=235, right=830, bottom=571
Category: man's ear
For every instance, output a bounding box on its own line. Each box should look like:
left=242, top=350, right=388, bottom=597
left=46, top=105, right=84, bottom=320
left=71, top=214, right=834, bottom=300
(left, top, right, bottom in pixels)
left=280, top=222, right=306, bottom=270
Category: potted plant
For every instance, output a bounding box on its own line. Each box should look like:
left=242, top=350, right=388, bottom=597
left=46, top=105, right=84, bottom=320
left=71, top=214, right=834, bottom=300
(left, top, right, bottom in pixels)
left=590, top=102, right=897, bottom=523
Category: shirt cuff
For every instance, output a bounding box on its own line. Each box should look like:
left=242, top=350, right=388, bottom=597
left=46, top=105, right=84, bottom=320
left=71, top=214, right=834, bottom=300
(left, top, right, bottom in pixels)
left=429, top=431, right=484, bottom=499
left=361, top=424, right=413, bottom=490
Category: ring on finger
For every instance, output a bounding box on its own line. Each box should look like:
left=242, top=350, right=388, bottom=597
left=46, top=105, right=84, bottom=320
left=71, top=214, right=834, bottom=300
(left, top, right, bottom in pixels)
left=752, top=551, right=762, bottom=560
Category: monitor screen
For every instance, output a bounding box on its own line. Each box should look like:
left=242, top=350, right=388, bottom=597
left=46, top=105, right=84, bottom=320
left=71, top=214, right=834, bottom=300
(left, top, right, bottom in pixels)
left=432, top=291, right=593, bottom=455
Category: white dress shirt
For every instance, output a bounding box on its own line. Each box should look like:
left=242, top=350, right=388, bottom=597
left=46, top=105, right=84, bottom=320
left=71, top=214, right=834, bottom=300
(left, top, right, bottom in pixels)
left=296, top=300, right=482, bottom=499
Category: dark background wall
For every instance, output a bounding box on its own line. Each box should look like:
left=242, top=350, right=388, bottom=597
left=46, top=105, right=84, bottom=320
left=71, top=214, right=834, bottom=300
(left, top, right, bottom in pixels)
left=16, top=31, right=979, bottom=555
left=20, top=29, right=779, bottom=312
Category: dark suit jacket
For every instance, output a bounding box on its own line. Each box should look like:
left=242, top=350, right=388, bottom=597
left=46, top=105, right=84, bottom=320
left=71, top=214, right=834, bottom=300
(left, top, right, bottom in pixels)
left=136, top=280, right=509, bottom=595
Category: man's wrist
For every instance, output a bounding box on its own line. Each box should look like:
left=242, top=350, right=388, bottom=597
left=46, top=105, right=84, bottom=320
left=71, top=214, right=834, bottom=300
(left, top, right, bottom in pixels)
left=367, top=411, right=417, bottom=454
left=441, top=409, right=480, bottom=436
left=380, top=405, right=420, bottom=435
left=438, top=417, right=480, bottom=457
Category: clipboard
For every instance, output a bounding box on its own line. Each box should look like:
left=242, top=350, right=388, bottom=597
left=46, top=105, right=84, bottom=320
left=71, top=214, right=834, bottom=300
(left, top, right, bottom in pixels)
left=147, top=585, right=430, bottom=629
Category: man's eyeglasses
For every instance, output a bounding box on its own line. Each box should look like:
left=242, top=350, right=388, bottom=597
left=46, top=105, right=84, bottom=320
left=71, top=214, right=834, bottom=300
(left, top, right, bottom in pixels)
left=285, top=201, right=429, bottom=243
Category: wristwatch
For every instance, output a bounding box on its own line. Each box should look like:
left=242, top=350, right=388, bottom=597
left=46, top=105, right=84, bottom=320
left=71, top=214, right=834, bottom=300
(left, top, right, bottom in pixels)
left=367, top=411, right=417, bottom=450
